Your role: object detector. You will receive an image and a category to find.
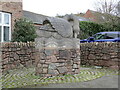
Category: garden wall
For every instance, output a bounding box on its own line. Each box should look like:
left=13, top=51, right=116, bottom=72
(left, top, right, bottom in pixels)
left=1, top=42, right=119, bottom=73
left=1, top=42, right=36, bottom=73
left=80, top=42, right=120, bottom=69
left=1, top=42, right=80, bottom=76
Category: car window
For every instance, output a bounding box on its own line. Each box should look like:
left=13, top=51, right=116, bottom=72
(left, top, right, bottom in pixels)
left=93, top=33, right=120, bottom=40
left=118, top=33, right=120, bottom=38
left=93, top=34, right=105, bottom=40
left=105, top=33, right=119, bottom=39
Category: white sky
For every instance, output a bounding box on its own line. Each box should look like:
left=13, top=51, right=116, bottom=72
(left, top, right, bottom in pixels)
left=23, top=0, right=97, bottom=16
left=23, top=0, right=119, bottom=16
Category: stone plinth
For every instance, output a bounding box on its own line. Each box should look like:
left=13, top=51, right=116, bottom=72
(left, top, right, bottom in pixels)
left=35, top=38, right=80, bottom=77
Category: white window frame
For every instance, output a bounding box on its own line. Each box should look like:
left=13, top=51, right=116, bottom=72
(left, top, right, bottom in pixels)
left=0, top=11, right=11, bottom=42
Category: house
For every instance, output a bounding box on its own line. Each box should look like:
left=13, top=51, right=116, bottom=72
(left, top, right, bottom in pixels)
left=23, top=10, right=48, bottom=27
left=83, top=9, right=119, bottom=23
left=75, top=13, right=90, bottom=22
left=0, top=0, right=23, bottom=42
left=0, top=0, right=48, bottom=42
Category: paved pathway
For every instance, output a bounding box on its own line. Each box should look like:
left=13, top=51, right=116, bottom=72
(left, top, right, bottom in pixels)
left=2, top=67, right=119, bottom=88
left=34, top=75, right=119, bottom=88
left=33, top=67, right=119, bottom=88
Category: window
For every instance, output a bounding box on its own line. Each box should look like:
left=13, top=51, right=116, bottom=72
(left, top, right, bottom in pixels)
left=0, top=12, right=11, bottom=42
left=93, top=33, right=120, bottom=40
left=4, top=14, right=10, bottom=25
left=0, top=26, right=1, bottom=42
left=93, top=34, right=105, bottom=40
left=0, top=13, right=1, bottom=24
left=106, top=33, right=119, bottom=39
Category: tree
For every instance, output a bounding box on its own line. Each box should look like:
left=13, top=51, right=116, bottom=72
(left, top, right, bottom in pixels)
left=12, top=18, right=37, bottom=42
left=94, top=0, right=120, bottom=31
left=117, top=1, right=120, bottom=16
left=94, top=0, right=119, bottom=15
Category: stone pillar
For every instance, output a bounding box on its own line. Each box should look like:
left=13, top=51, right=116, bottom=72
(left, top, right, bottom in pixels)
left=35, top=16, right=80, bottom=77
left=35, top=38, right=80, bottom=77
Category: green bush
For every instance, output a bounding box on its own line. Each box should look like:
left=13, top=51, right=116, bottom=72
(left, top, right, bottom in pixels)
left=12, top=18, right=37, bottom=42
left=79, top=21, right=120, bottom=39
left=78, top=21, right=107, bottom=39
left=102, top=21, right=120, bottom=31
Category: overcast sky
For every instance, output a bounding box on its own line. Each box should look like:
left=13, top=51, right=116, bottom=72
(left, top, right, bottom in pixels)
left=23, top=0, right=118, bottom=16
left=23, top=0, right=97, bottom=16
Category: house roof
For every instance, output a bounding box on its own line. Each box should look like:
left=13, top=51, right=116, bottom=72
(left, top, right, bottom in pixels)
left=23, top=10, right=48, bottom=24
left=84, top=9, right=120, bottom=23
left=89, top=10, right=108, bottom=22
left=77, top=16, right=91, bottom=21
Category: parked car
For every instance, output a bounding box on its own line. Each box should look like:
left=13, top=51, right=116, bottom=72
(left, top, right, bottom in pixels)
left=80, top=31, right=120, bottom=43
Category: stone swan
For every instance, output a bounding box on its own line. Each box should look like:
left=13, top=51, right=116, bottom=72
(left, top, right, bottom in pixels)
left=63, top=14, right=80, bottom=38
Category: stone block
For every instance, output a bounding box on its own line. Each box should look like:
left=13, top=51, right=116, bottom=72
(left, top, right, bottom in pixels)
left=40, top=53, right=46, bottom=60
left=55, top=63, right=65, bottom=67
left=40, top=60, right=45, bottom=64
left=72, top=69, right=75, bottom=72
left=109, top=65, right=119, bottom=70
left=59, top=50, right=70, bottom=59
left=50, top=55, right=57, bottom=62
left=57, top=59, right=65, bottom=63
left=57, top=67, right=68, bottom=74
left=43, top=64, right=48, bottom=68
left=42, top=68, right=48, bottom=74
left=88, top=54, right=96, bottom=60
left=73, top=64, right=78, bottom=69
left=48, top=63, right=57, bottom=70
left=75, top=68, right=80, bottom=73
left=45, top=49, right=54, bottom=56
left=66, top=60, right=73, bottom=65
left=48, top=69, right=59, bottom=75
left=14, top=53, right=19, bottom=60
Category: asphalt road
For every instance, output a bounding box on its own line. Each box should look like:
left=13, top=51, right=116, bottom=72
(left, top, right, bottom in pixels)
left=33, top=75, right=119, bottom=88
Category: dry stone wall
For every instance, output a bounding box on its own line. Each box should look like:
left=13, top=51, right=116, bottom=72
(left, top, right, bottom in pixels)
left=35, top=48, right=80, bottom=77
left=1, top=42, right=36, bottom=73
left=80, top=42, right=120, bottom=69
left=1, top=42, right=119, bottom=74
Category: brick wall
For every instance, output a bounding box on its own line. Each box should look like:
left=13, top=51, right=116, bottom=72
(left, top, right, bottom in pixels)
left=0, top=0, right=23, bottom=32
left=80, top=42, right=120, bottom=69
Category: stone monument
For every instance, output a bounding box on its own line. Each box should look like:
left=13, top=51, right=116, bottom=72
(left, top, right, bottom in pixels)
left=63, top=14, right=80, bottom=38
left=35, top=15, right=80, bottom=77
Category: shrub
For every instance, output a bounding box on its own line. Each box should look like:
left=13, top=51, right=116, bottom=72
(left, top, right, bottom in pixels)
left=78, top=21, right=107, bottom=39
left=79, top=21, right=120, bottom=39
left=12, top=18, right=37, bottom=42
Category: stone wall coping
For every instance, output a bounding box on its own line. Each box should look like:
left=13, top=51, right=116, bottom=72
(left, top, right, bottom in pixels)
left=80, top=42, right=119, bottom=46
left=0, top=0, right=22, bottom=2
